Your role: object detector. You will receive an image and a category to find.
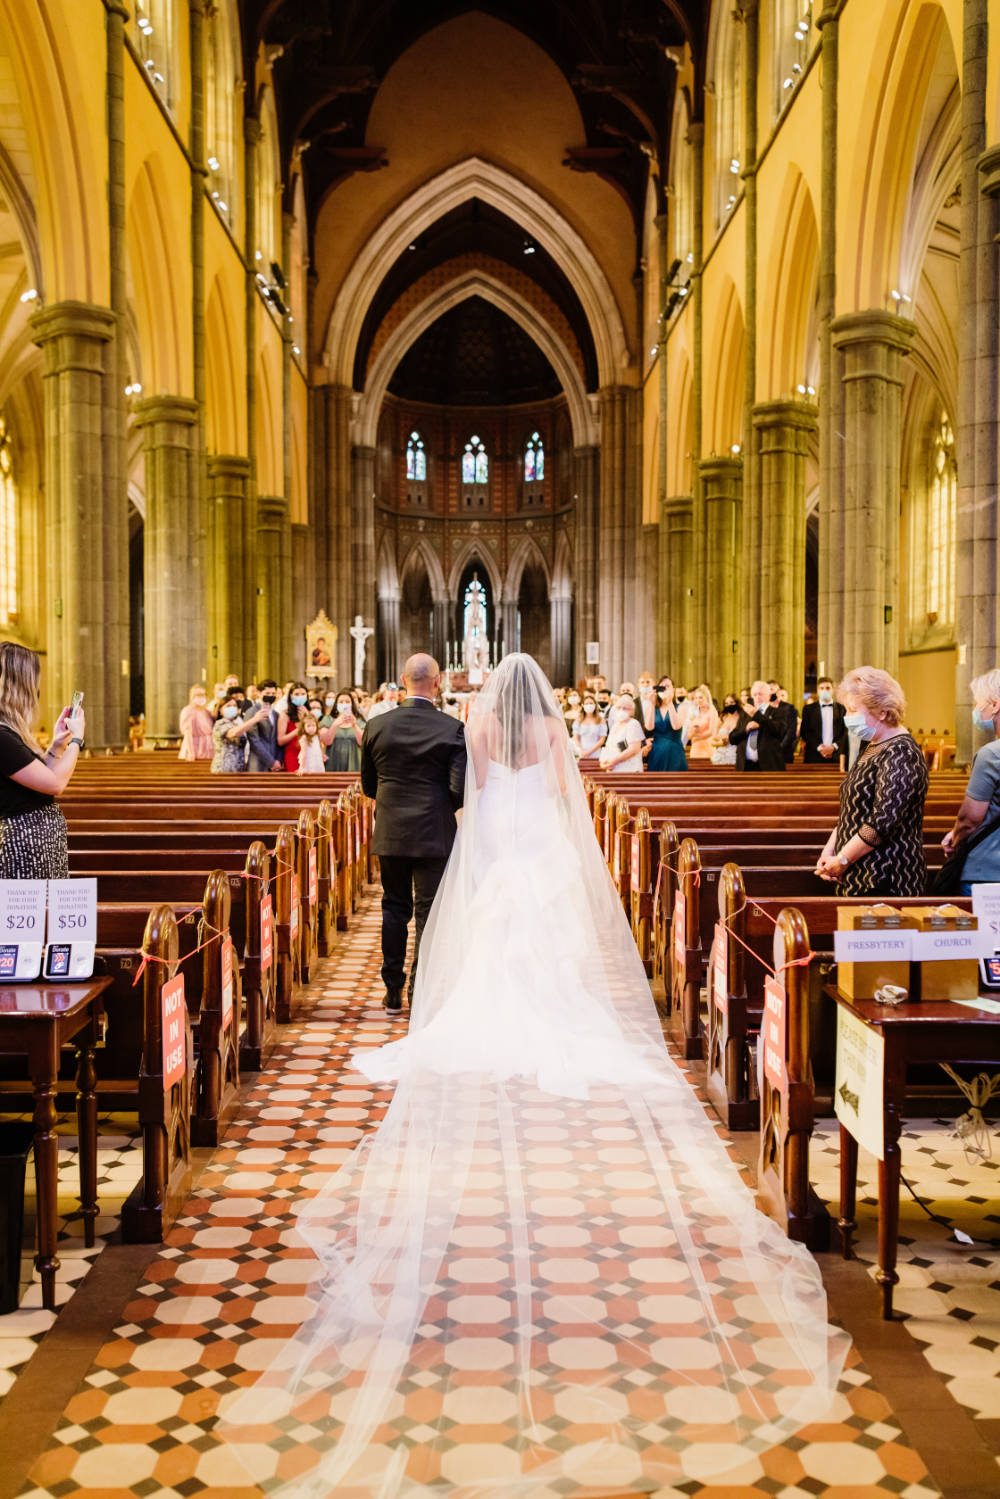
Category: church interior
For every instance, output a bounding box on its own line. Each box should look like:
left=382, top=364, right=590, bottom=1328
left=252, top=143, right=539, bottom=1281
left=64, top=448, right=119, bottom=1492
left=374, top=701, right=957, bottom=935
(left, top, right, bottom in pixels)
left=1, top=2, right=1000, bottom=1497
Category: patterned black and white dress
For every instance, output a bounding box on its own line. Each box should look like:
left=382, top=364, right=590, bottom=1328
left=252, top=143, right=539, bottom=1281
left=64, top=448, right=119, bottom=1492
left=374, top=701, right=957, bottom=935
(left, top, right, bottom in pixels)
left=0, top=723, right=70, bottom=879
left=834, top=733, right=928, bottom=897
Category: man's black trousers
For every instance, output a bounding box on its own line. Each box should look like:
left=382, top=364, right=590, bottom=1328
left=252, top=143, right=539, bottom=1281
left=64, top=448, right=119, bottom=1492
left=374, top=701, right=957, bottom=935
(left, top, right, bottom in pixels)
left=377, top=855, right=449, bottom=994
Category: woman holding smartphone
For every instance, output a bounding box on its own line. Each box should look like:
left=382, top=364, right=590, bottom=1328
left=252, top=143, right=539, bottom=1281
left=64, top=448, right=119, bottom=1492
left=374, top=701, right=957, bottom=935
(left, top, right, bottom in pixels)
left=0, top=642, right=86, bottom=878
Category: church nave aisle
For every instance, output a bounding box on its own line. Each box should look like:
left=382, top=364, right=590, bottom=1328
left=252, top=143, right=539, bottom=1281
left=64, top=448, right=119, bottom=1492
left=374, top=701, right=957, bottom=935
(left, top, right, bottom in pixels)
left=2, top=895, right=960, bottom=1499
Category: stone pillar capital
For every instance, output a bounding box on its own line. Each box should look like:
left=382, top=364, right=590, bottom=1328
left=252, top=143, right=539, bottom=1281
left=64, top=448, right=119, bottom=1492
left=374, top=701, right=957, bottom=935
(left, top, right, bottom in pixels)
left=30, top=301, right=115, bottom=373
left=208, top=453, right=253, bottom=485
left=699, top=455, right=744, bottom=488
left=257, top=493, right=289, bottom=524
left=751, top=398, right=818, bottom=431
left=831, top=309, right=917, bottom=357
left=815, top=0, right=846, bottom=26
left=977, top=144, right=1000, bottom=198
left=133, top=394, right=200, bottom=431
left=662, top=493, right=694, bottom=519
left=102, top=0, right=130, bottom=17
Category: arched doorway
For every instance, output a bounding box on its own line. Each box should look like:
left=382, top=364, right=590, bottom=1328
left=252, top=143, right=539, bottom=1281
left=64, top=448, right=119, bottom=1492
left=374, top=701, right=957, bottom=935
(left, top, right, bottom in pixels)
left=400, top=558, right=433, bottom=672
left=456, top=560, right=494, bottom=666
left=518, top=561, right=549, bottom=677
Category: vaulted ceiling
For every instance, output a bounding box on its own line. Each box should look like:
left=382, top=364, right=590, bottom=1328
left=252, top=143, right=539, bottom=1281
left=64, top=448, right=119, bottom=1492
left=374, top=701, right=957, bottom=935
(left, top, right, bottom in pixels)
left=241, top=2, right=709, bottom=229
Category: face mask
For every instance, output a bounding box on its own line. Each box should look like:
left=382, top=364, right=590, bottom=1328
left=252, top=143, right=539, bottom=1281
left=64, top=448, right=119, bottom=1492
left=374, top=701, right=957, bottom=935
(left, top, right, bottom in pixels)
left=973, top=707, right=996, bottom=732
left=818, top=690, right=833, bottom=704
left=291, top=695, right=307, bottom=707
left=325, top=696, right=336, bottom=706
left=193, top=697, right=206, bottom=707
left=222, top=704, right=239, bottom=719
left=583, top=703, right=596, bottom=715
left=337, top=703, right=352, bottom=714
left=843, top=710, right=876, bottom=741
left=568, top=695, right=580, bottom=705
left=262, top=694, right=276, bottom=705
left=612, top=708, right=629, bottom=723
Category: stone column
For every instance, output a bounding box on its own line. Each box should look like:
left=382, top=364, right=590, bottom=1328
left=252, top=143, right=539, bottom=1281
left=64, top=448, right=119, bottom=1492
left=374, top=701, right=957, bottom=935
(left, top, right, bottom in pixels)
left=256, top=494, right=290, bottom=681
left=739, top=0, right=759, bottom=690
left=431, top=597, right=450, bottom=668
left=829, top=312, right=915, bottom=675
left=103, top=1, right=130, bottom=737
left=324, top=385, right=353, bottom=686
left=572, top=445, right=599, bottom=675
left=133, top=396, right=202, bottom=740
left=377, top=593, right=400, bottom=686
left=660, top=494, right=695, bottom=679
left=955, top=0, right=1000, bottom=761
left=205, top=455, right=254, bottom=681
left=549, top=591, right=573, bottom=685
left=352, top=443, right=377, bottom=634
left=816, top=1, right=841, bottom=683
left=500, top=597, right=520, bottom=656
left=597, top=387, right=640, bottom=686
left=699, top=457, right=743, bottom=693
left=689, top=119, right=706, bottom=680
left=291, top=522, right=312, bottom=674
left=32, top=302, right=125, bottom=747
left=751, top=400, right=816, bottom=692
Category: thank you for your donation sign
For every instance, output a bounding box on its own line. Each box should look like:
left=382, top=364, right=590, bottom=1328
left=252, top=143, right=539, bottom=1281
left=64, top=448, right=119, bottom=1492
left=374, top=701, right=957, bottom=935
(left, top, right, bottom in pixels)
left=835, top=1005, right=885, bottom=1159
left=0, top=880, right=46, bottom=979
left=972, top=884, right=1000, bottom=949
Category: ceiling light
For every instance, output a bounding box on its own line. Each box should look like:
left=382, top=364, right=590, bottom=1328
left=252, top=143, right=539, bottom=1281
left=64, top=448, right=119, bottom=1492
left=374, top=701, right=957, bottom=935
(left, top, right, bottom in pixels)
left=293, top=345, right=301, bottom=356
left=207, top=155, right=220, bottom=171
left=731, top=444, right=741, bottom=455
left=19, top=288, right=37, bottom=303
left=729, top=158, right=740, bottom=173
left=523, top=238, right=536, bottom=255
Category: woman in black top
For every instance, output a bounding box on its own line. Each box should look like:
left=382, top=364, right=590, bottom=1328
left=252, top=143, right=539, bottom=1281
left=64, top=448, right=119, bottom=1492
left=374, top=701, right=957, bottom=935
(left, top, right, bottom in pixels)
left=0, top=642, right=86, bottom=879
left=814, top=666, right=928, bottom=897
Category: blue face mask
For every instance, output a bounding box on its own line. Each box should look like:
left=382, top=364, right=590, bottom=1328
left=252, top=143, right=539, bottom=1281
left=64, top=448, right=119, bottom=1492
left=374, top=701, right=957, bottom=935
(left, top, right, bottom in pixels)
left=843, top=710, right=876, bottom=742
left=973, top=707, right=996, bottom=732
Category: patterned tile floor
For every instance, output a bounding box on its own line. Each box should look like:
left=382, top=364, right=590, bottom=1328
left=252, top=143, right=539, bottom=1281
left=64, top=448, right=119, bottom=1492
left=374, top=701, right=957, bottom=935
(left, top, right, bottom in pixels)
left=809, top=1118, right=1000, bottom=1423
left=5, top=894, right=997, bottom=1496
left=0, top=1117, right=141, bottom=1399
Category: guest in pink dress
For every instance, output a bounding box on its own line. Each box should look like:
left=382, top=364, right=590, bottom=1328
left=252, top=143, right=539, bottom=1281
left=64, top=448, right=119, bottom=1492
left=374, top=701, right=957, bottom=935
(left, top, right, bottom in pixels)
left=179, top=686, right=214, bottom=760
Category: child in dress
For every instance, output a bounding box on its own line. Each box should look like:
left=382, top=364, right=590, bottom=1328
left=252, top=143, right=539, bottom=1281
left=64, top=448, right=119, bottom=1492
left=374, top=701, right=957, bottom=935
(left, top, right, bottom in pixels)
left=296, top=713, right=326, bottom=773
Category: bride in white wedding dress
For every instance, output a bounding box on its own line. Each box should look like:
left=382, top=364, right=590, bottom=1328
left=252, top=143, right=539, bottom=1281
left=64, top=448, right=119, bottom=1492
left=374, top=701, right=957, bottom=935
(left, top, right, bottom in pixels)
left=221, top=655, right=848, bottom=1498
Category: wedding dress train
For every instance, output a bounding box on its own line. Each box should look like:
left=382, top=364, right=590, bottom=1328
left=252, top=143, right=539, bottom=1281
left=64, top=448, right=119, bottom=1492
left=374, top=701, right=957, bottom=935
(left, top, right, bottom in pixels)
left=221, top=656, right=848, bottom=1498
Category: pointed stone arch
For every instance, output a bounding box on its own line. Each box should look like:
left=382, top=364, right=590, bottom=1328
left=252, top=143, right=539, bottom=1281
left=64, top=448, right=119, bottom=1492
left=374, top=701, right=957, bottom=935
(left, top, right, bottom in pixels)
left=400, top=535, right=447, bottom=602
left=356, top=270, right=595, bottom=447
left=551, top=530, right=573, bottom=600
left=128, top=154, right=187, bottom=395
left=703, top=276, right=745, bottom=454
left=761, top=165, right=820, bottom=401
left=446, top=537, right=502, bottom=603
left=324, top=156, right=629, bottom=391
left=205, top=273, right=242, bottom=454
left=504, top=533, right=551, bottom=603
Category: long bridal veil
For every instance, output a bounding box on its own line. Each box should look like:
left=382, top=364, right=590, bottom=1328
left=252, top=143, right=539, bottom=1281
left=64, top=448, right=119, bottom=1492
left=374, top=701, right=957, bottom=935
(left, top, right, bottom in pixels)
left=220, top=655, right=848, bottom=1497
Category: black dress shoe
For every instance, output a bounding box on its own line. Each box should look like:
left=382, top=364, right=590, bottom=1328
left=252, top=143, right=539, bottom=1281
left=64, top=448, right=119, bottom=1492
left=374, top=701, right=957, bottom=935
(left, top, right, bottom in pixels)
left=385, top=988, right=404, bottom=1011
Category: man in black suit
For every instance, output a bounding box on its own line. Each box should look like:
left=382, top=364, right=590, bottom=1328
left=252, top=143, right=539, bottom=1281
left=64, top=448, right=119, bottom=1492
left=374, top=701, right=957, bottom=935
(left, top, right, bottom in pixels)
left=729, top=680, right=787, bottom=771
left=767, top=680, right=799, bottom=764
left=246, top=679, right=283, bottom=772
left=799, top=676, right=847, bottom=765
left=361, top=652, right=467, bottom=1011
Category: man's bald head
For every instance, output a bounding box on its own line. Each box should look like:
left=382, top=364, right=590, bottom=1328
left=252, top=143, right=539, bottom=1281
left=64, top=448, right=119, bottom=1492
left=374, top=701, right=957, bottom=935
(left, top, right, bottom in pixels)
left=402, top=653, right=440, bottom=700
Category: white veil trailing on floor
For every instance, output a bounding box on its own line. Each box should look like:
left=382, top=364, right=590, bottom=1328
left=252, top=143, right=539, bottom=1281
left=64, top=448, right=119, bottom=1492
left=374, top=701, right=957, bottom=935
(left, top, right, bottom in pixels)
left=220, top=654, right=849, bottom=1498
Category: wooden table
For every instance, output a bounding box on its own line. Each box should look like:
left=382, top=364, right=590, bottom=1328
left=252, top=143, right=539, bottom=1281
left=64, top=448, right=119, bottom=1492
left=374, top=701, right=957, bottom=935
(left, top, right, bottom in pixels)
left=0, top=980, right=111, bottom=1310
left=828, top=986, right=1000, bottom=1319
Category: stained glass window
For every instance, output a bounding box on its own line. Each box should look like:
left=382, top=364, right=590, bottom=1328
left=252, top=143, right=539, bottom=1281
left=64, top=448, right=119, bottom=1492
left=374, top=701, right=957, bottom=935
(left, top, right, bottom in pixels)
left=0, top=419, right=17, bottom=625
left=927, top=412, right=956, bottom=623
left=406, top=431, right=426, bottom=483
left=524, top=432, right=544, bottom=484
left=463, top=435, right=488, bottom=485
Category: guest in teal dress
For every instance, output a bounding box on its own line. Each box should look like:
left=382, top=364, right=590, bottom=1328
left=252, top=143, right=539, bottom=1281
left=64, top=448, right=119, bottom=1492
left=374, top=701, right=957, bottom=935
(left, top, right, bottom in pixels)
left=645, top=678, right=689, bottom=771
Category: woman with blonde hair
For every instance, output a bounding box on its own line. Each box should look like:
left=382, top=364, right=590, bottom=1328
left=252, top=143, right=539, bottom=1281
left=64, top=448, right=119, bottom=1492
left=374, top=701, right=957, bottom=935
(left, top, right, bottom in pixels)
left=178, top=684, right=213, bottom=760
left=0, top=641, right=85, bottom=878
left=685, top=683, right=720, bottom=760
left=814, top=666, right=928, bottom=896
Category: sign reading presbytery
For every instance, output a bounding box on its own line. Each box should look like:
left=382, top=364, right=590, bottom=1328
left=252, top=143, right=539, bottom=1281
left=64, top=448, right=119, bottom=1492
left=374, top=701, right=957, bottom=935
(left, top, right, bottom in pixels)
left=306, top=611, right=337, bottom=677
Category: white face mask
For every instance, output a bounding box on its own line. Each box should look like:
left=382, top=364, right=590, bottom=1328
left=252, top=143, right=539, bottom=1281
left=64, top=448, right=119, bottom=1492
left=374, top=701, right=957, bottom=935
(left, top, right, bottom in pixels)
left=613, top=708, right=629, bottom=724
left=568, top=695, right=580, bottom=705
left=222, top=704, right=239, bottom=719
left=583, top=703, right=596, bottom=715
left=325, top=696, right=336, bottom=707
left=818, top=690, right=833, bottom=705
left=337, top=703, right=352, bottom=715
left=291, top=694, right=307, bottom=706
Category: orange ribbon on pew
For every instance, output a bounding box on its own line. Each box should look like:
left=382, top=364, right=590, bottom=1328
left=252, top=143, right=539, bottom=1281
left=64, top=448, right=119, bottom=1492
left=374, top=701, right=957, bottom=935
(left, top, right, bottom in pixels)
left=130, top=918, right=229, bottom=988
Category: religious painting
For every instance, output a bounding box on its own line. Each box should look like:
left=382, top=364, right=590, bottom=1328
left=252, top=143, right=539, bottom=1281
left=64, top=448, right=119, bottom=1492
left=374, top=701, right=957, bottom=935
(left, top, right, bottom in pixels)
left=306, top=610, right=337, bottom=677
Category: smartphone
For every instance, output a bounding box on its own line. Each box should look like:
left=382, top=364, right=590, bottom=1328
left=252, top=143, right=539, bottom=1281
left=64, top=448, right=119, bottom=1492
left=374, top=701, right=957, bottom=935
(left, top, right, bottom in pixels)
left=71, top=690, right=84, bottom=714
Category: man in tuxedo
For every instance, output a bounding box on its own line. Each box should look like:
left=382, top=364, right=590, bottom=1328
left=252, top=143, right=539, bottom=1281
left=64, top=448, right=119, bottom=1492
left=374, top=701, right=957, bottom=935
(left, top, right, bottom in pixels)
left=246, top=679, right=283, bottom=772
left=767, top=680, right=799, bottom=764
left=729, top=680, right=787, bottom=771
left=799, top=676, right=847, bottom=764
left=361, top=653, right=467, bottom=1011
